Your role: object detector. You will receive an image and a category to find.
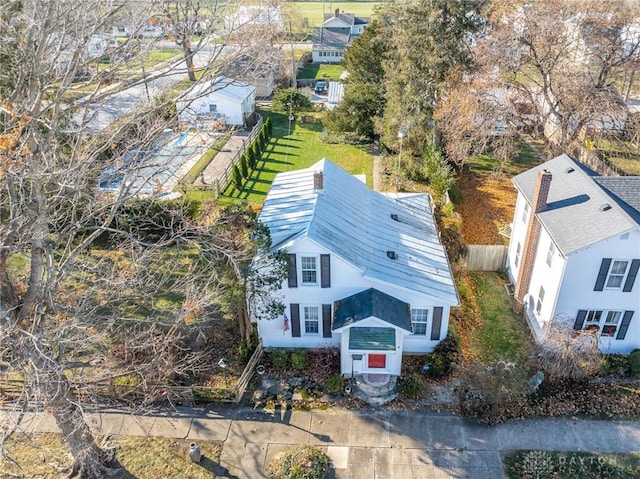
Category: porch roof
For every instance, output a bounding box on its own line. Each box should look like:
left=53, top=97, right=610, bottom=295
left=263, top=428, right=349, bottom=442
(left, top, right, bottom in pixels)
left=332, top=288, right=412, bottom=332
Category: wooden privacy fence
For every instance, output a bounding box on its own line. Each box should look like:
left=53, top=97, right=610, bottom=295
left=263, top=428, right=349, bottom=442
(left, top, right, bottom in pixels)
left=213, top=114, right=263, bottom=195
left=0, top=342, right=264, bottom=406
left=465, top=245, right=508, bottom=271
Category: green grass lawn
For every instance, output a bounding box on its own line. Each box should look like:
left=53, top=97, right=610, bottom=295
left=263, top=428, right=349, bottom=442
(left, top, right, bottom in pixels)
left=466, top=140, right=543, bottom=178
left=292, top=1, right=382, bottom=28
left=219, top=109, right=373, bottom=206
left=504, top=450, right=640, bottom=479
left=594, top=139, right=640, bottom=175
left=298, top=63, right=345, bottom=80
left=465, top=272, right=531, bottom=362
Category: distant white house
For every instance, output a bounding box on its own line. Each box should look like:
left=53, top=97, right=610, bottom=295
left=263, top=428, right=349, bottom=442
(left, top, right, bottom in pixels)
left=506, top=154, right=640, bottom=354
left=227, top=5, right=284, bottom=32
left=176, top=76, right=256, bottom=126
left=253, top=159, right=458, bottom=378
left=312, top=9, right=370, bottom=63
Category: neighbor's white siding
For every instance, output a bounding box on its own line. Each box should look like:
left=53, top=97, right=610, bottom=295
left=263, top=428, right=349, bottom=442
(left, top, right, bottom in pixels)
left=555, top=229, right=640, bottom=354
left=177, top=88, right=255, bottom=125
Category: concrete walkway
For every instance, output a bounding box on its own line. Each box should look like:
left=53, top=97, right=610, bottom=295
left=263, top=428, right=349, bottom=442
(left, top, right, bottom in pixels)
left=3, top=407, right=640, bottom=478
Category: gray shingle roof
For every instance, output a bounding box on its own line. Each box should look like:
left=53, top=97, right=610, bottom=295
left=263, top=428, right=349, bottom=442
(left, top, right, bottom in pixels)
left=512, top=154, right=640, bottom=255
left=312, top=27, right=350, bottom=51
left=333, top=288, right=412, bottom=331
left=258, top=159, right=458, bottom=305
left=593, top=176, right=640, bottom=222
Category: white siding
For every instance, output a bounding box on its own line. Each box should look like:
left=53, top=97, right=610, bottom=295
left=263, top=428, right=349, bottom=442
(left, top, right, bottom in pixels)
left=506, top=192, right=531, bottom=283
left=555, top=229, right=640, bottom=353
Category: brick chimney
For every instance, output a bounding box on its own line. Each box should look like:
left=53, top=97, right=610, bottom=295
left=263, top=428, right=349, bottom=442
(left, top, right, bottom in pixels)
left=335, top=8, right=340, bottom=17
left=513, top=169, right=552, bottom=311
left=313, top=171, right=324, bottom=191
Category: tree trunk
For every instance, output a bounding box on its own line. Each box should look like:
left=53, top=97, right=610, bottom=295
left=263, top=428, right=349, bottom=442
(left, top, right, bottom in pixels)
left=41, top=368, right=106, bottom=478
left=183, top=44, right=196, bottom=82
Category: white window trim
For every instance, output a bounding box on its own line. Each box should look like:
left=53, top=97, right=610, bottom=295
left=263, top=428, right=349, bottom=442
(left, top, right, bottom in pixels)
left=514, top=242, right=522, bottom=268
left=411, top=308, right=429, bottom=336
left=300, top=255, right=319, bottom=286
left=535, top=286, right=545, bottom=316
left=522, top=202, right=530, bottom=223
left=605, top=260, right=631, bottom=290
left=302, top=305, right=320, bottom=336
left=583, top=309, right=623, bottom=337
left=546, top=242, right=555, bottom=267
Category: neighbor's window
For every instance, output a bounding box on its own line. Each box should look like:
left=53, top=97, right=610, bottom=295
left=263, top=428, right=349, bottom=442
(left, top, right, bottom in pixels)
left=304, top=306, right=319, bottom=335
left=515, top=242, right=522, bottom=268
left=602, top=311, right=622, bottom=337
left=546, top=242, right=555, bottom=267
left=606, top=260, right=629, bottom=289
left=535, top=286, right=545, bottom=315
left=208, top=104, right=217, bottom=113
left=522, top=202, right=530, bottom=223
left=301, top=256, right=317, bottom=284
left=411, top=309, right=428, bottom=336
left=584, top=310, right=603, bottom=332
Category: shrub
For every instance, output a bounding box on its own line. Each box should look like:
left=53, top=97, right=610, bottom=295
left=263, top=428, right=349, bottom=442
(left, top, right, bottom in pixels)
left=233, top=164, right=243, bottom=191
left=424, top=332, right=461, bottom=379
left=266, top=445, right=329, bottom=479
left=272, top=88, right=312, bottom=113
left=247, top=146, right=256, bottom=170
left=240, top=153, right=249, bottom=178
left=326, top=373, right=344, bottom=393
left=265, top=117, right=272, bottom=136
left=291, top=350, right=309, bottom=370
left=629, top=349, right=640, bottom=377
left=252, top=142, right=261, bottom=164
left=423, top=144, right=455, bottom=199
left=601, top=354, right=630, bottom=377
left=399, top=373, right=424, bottom=399
left=270, top=349, right=289, bottom=368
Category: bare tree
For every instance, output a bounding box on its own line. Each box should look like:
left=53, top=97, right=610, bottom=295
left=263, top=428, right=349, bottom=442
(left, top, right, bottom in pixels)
left=0, top=1, right=283, bottom=477
left=470, top=0, right=640, bottom=156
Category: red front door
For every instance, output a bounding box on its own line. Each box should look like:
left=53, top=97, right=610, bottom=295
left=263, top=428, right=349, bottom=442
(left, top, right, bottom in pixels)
left=368, top=354, right=386, bottom=369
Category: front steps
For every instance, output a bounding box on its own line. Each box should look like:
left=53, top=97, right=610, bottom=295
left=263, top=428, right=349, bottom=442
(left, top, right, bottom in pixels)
left=352, top=374, right=398, bottom=406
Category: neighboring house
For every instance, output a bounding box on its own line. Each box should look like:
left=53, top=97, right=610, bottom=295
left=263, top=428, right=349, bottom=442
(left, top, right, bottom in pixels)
left=312, top=9, right=370, bottom=63
left=253, top=159, right=458, bottom=377
left=228, top=5, right=284, bottom=32
left=176, top=76, right=256, bottom=126
left=506, top=154, right=640, bottom=353
left=223, top=51, right=280, bottom=98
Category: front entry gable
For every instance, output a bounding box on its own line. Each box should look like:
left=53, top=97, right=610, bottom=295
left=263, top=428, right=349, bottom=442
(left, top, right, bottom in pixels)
left=332, top=288, right=412, bottom=332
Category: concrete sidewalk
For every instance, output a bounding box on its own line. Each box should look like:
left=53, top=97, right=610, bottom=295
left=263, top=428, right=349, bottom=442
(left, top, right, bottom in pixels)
left=3, top=407, right=640, bottom=478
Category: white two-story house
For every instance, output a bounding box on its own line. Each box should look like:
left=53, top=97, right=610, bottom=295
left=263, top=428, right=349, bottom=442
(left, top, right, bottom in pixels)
left=506, top=154, right=640, bottom=353
left=254, top=159, right=458, bottom=377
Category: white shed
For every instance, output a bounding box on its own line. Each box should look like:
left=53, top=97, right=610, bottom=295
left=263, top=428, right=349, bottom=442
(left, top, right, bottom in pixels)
left=177, top=76, right=256, bottom=126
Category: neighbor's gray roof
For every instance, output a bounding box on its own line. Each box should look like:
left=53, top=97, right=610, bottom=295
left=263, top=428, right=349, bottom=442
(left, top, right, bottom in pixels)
left=322, top=12, right=370, bottom=26
left=512, top=154, right=640, bottom=255
left=312, top=27, right=350, bottom=50
left=593, top=176, right=640, bottom=223
left=258, top=159, right=458, bottom=305
left=333, top=288, right=412, bottom=331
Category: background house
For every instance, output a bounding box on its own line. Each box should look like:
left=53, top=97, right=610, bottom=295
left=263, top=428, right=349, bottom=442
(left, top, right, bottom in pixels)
left=254, top=159, right=458, bottom=378
left=176, top=76, right=256, bottom=126
left=312, top=9, right=370, bottom=63
left=506, top=154, right=640, bottom=353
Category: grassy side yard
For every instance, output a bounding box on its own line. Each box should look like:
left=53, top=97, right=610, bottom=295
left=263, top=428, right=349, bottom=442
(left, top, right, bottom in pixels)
left=1, top=433, right=222, bottom=479
left=504, top=450, right=640, bottom=479
left=292, top=1, right=382, bottom=27
left=220, top=110, right=373, bottom=206
left=594, top=138, right=640, bottom=175
left=298, top=63, right=345, bottom=80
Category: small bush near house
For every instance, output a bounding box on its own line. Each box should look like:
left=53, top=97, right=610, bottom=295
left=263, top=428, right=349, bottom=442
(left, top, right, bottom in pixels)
left=629, top=350, right=640, bottom=377
left=601, top=354, right=630, bottom=377
left=326, top=373, right=344, bottom=393
left=424, top=333, right=461, bottom=379
left=399, top=373, right=424, bottom=399
left=270, top=349, right=289, bottom=367
left=266, top=445, right=329, bottom=479
left=291, top=350, right=309, bottom=370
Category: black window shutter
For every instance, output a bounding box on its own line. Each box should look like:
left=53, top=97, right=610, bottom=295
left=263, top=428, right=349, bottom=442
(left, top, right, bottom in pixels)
left=290, top=304, right=301, bottom=337
left=594, top=258, right=611, bottom=291
left=574, top=310, right=587, bottom=330
left=287, top=254, right=298, bottom=288
left=320, top=254, right=331, bottom=288
left=616, top=311, right=634, bottom=340
left=431, top=307, right=443, bottom=341
left=322, top=304, right=332, bottom=338
left=623, top=259, right=640, bottom=292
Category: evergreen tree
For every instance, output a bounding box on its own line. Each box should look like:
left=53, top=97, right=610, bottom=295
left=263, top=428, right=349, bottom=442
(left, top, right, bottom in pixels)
left=252, top=143, right=261, bottom=165
left=265, top=117, right=273, bottom=136
left=247, top=144, right=257, bottom=170
left=240, top=153, right=249, bottom=178
left=233, top=164, right=243, bottom=190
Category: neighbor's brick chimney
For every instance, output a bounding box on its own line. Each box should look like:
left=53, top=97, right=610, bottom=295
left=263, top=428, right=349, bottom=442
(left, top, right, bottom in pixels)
left=335, top=8, right=340, bottom=17
left=313, top=171, right=324, bottom=191
left=514, top=169, right=552, bottom=311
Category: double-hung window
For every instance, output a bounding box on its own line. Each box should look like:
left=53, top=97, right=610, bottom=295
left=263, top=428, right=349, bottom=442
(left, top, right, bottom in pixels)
left=606, top=260, right=629, bottom=289
left=546, top=242, right=555, bottom=267
left=535, top=286, right=545, bottom=315
left=411, top=309, right=428, bottom=336
left=583, top=310, right=622, bottom=337
left=304, top=306, right=319, bottom=335
left=301, top=256, right=317, bottom=285
left=521, top=202, right=530, bottom=223
left=514, top=242, right=522, bottom=268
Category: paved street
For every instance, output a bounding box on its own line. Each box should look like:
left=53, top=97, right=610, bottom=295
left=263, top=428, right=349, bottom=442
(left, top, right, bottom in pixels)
left=3, top=406, right=640, bottom=478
